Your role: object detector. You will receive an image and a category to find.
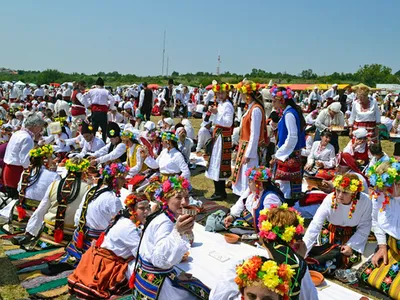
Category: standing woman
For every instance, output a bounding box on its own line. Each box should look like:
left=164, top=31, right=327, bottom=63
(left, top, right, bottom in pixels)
left=205, top=83, right=234, bottom=200
left=348, top=86, right=381, bottom=142
left=271, top=87, right=306, bottom=203
left=232, top=80, right=266, bottom=197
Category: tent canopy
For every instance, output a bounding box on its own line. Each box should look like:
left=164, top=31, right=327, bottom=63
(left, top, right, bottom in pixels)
left=14, top=80, right=25, bottom=87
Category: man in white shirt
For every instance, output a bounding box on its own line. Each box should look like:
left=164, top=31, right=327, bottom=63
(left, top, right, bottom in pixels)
left=8, top=84, right=19, bottom=102
left=33, top=86, right=45, bottom=100
left=322, top=84, right=338, bottom=106
left=308, top=87, right=322, bottom=111
left=3, top=114, right=46, bottom=197
left=22, top=84, right=32, bottom=102
left=62, top=83, right=72, bottom=101
left=196, top=120, right=212, bottom=152
left=81, top=77, right=115, bottom=142
left=139, top=82, right=154, bottom=121
left=68, top=122, right=105, bottom=158
left=54, top=94, right=71, bottom=116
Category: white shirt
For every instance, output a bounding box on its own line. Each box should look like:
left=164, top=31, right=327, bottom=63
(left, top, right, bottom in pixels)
left=307, top=141, right=336, bottom=168
left=77, top=137, right=106, bottom=158
left=108, top=111, right=124, bottom=123
left=308, top=91, right=322, bottom=102
left=139, top=89, right=155, bottom=109
left=241, top=102, right=263, bottom=159
left=33, top=88, right=44, bottom=97
left=93, top=142, right=126, bottom=164
left=275, top=106, right=298, bottom=162
left=62, top=87, right=72, bottom=97
left=101, top=217, right=141, bottom=259
left=301, top=135, right=314, bottom=157
left=54, top=99, right=71, bottom=116
left=372, top=194, right=400, bottom=245
left=81, top=87, right=115, bottom=108
left=196, top=127, right=211, bottom=152
left=230, top=188, right=282, bottom=217
left=305, top=114, right=317, bottom=125
left=322, top=88, right=336, bottom=100
left=74, top=188, right=123, bottom=230
left=195, top=104, right=205, bottom=114
left=231, top=127, right=240, bottom=146
left=145, top=148, right=190, bottom=179
left=17, top=167, right=60, bottom=201
left=178, top=138, right=193, bottom=162
left=23, top=87, right=31, bottom=97
left=204, top=90, right=215, bottom=105
left=303, top=192, right=372, bottom=254
left=314, top=108, right=344, bottom=132
left=348, top=99, right=381, bottom=125
left=4, top=130, right=34, bottom=168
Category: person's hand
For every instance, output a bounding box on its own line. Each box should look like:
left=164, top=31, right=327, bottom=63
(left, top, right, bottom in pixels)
left=90, top=159, right=97, bottom=166
left=140, top=147, right=149, bottom=159
left=176, top=215, right=195, bottom=235
left=292, top=240, right=307, bottom=258
left=304, top=164, right=312, bottom=171
left=209, top=106, right=218, bottom=114
left=315, top=161, right=324, bottom=168
left=371, top=245, right=388, bottom=267
left=320, top=180, right=334, bottom=193
left=270, top=157, right=276, bottom=166
left=224, top=215, right=234, bottom=228
left=340, top=245, right=353, bottom=257
left=349, top=128, right=353, bottom=137
left=196, top=151, right=203, bottom=157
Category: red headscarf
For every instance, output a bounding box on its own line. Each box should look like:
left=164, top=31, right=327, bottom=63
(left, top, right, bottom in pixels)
left=338, top=152, right=368, bottom=182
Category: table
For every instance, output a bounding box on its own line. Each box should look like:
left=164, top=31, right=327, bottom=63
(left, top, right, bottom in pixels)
left=178, top=223, right=368, bottom=300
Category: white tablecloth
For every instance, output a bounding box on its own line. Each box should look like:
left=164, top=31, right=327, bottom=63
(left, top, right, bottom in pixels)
left=178, top=223, right=367, bottom=300
left=189, top=153, right=207, bottom=167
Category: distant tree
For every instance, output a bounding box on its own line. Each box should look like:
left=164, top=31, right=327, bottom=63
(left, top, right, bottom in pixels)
left=355, top=64, right=395, bottom=86
left=300, top=69, right=316, bottom=79
left=171, top=71, right=179, bottom=76
left=395, top=70, right=400, bottom=77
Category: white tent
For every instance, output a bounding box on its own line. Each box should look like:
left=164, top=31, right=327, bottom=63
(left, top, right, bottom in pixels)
left=29, top=83, right=37, bottom=88
left=14, top=80, right=25, bottom=87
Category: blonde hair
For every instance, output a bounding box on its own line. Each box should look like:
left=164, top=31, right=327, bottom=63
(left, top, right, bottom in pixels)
left=263, top=208, right=299, bottom=229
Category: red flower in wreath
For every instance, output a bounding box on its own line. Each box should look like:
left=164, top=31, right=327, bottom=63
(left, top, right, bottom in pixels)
left=341, top=177, right=351, bottom=188
left=365, top=268, right=372, bottom=275
left=384, top=277, right=393, bottom=285
left=147, top=273, right=155, bottom=282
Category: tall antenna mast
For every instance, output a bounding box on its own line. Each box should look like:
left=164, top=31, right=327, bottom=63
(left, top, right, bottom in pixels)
left=216, top=51, right=221, bottom=75
left=166, top=56, right=169, bottom=76
left=161, top=30, right=166, bottom=76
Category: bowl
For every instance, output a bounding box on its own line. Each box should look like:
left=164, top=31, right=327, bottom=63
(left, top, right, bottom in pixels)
left=181, top=251, right=190, bottom=262
left=309, top=270, right=324, bottom=286
left=224, top=233, right=240, bottom=244
left=182, top=206, right=199, bottom=216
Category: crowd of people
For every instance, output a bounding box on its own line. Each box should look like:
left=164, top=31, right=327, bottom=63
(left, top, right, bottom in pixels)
left=0, top=76, right=399, bottom=299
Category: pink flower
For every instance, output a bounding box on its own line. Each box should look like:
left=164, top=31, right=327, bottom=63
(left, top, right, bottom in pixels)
left=295, top=225, right=304, bottom=235
left=258, top=215, right=267, bottom=222
left=182, top=180, right=190, bottom=189
left=270, top=204, right=278, bottom=209
left=266, top=231, right=277, bottom=240
left=162, top=181, right=172, bottom=192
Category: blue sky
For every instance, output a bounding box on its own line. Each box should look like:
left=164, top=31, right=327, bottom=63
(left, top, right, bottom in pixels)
left=1, top=0, right=399, bottom=76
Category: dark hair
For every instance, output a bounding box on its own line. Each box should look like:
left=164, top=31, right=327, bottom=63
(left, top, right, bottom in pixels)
left=143, top=82, right=148, bottom=88
left=278, top=87, right=306, bottom=130
left=250, top=91, right=265, bottom=116
left=56, top=94, right=62, bottom=100
left=59, top=110, right=67, bottom=118
left=168, top=78, right=174, bottom=85
left=96, top=77, right=104, bottom=86
left=269, top=111, right=280, bottom=123
left=305, top=124, right=316, bottom=133
left=320, top=130, right=332, bottom=138
left=262, top=181, right=286, bottom=202
left=369, top=143, right=383, bottom=155
left=174, top=123, right=184, bottom=131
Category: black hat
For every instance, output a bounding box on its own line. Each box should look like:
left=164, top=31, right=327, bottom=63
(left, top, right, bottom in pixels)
left=81, top=122, right=94, bottom=134
left=96, top=77, right=104, bottom=86
left=107, top=122, right=121, bottom=138
left=168, top=78, right=174, bottom=85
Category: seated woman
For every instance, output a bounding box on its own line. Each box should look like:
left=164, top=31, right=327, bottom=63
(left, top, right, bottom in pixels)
left=129, top=176, right=209, bottom=300
left=121, top=125, right=148, bottom=179
left=358, top=158, right=400, bottom=299
left=2, top=145, right=59, bottom=234
left=343, top=127, right=371, bottom=168
left=42, top=162, right=129, bottom=275
left=304, top=130, right=336, bottom=180
left=210, top=204, right=318, bottom=300
left=303, top=174, right=372, bottom=274
left=223, top=166, right=284, bottom=230
left=68, top=193, right=150, bottom=299
left=12, top=157, right=91, bottom=249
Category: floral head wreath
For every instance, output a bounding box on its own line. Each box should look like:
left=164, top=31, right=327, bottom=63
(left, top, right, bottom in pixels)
left=161, top=131, right=178, bottom=142
left=54, top=116, right=66, bottom=124
left=367, top=157, right=400, bottom=211
left=235, top=256, right=295, bottom=300
left=245, top=166, right=271, bottom=182
left=270, top=86, right=293, bottom=100
left=65, top=158, right=90, bottom=173
left=29, top=144, right=53, bottom=158
left=125, top=193, right=149, bottom=227
left=100, top=163, right=130, bottom=196
left=121, top=130, right=136, bottom=141
left=212, top=83, right=230, bottom=93
left=331, top=174, right=363, bottom=218
left=258, top=203, right=304, bottom=246
left=236, top=81, right=260, bottom=94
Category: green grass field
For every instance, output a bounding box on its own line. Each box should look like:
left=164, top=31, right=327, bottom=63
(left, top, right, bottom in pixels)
left=0, top=116, right=394, bottom=299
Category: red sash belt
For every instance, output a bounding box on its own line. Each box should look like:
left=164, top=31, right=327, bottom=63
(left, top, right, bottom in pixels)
left=91, top=104, right=108, bottom=112
left=71, top=106, right=86, bottom=116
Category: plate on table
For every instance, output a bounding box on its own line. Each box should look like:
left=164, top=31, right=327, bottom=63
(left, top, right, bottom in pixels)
left=309, top=270, right=325, bottom=286
left=330, top=126, right=346, bottom=132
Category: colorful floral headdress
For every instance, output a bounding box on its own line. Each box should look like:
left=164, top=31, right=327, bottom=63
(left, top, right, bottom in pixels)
left=235, top=256, right=295, bottom=300
left=367, top=157, right=400, bottom=211
left=236, top=81, right=260, bottom=94
left=125, top=193, right=149, bottom=227
left=161, top=131, right=178, bottom=142
left=331, top=174, right=363, bottom=218
left=258, top=203, right=304, bottom=246
left=121, top=130, right=136, bottom=141
left=65, top=158, right=90, bottom=173
left=100, top=163, right=130, bottom=180
left=54, top=117, right=66, bottom=124
left=29, top=145, right=53, bottom=158
left=212, top=83, right=230, bottom=93
left=245, top=166, right=271, bottom=182
left=270, top=86, right=293, bottom=100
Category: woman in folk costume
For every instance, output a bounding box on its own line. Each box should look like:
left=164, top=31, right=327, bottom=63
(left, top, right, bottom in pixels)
left=42, top=162, right=129, bottom=276
left=210, top=204, right=318, bottom=300
left=343, top=127, right=371, bottom=168
left=232, top=80, right=266, bottom=196
left=129, top=176, right=210, bottom=300
left=2, top=145, right=59, bottom=234
left=144, top=131, right=191, bottom=180
left=270, top=86, right=306, bottom=203
left=205, top=83, right=234, bottom=200
left=68, top=193, right=151, bottom=299
left=223, top=166, right=284, bottom=231
left=303, top=174, right=372, bottom=274
left=358, top=159, right=400, bottom=299
left=348, top=86, right=381, bottom=142
left=3, top=113, right=46, bottom=199
left=12, top=157, right=91, bottom=249
left=88, top=122, right=127, bottom=166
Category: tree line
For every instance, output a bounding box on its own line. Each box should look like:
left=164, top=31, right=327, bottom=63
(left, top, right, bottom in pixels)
left=0, top=64, right=399, bottom=88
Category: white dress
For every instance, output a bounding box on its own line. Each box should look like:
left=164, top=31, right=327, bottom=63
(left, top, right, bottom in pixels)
left=372, top=194, right=400, bottom=245
left=127, top=213, right=197, bottom=300
left=205, top=100, right=234, bottom=182
left=307, top=141, right=336, bottom=169
left=232, top=102, right=263, bottom=195
left=303, top=192, right=372, bottom=255
left=144, top=148, right=190, bottom=180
